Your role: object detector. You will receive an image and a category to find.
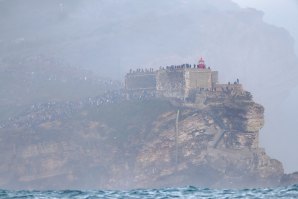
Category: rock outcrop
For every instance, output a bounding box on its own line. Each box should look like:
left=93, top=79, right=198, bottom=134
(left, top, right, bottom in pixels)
left=134, top=92, right=283, bottom=188
left=0, top=90, right=295, bottom=189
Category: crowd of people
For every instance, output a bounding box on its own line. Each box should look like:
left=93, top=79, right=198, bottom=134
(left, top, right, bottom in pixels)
left=162, top=63, right=192, bottom=70
left=0, top=101, right=80, bottom=129
left=128, top=68, right=155, bottom=74
left=127, top=90, right=156, bottom=101
left=127, top=63, right=212, bottom=74
left=84, top=90, right=127, bottom=107
left=0, top=89, right=153, bottom=129
left=0, top=62, right=243, bottom=130
left=160, top=63, right=211, bottom=71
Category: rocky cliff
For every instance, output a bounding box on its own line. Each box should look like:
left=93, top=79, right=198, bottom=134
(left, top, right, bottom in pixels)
left=0, top=89, right=296, bottom=190
left=133, top=92, right=284, bottom=189
left=1, top=0, right=298, bottom=174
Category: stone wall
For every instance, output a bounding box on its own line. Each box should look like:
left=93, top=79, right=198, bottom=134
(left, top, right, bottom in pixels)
left=156, top=69, right=185, bottom=98
left=184, top=69, right=212, bottom=97
left=125, top=68, right=219, bottom=99
left=212, top=71, right=218, bottom=86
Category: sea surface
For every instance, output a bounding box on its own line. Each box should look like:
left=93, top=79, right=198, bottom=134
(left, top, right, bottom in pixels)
left=1, top=184, right=298, bottom=199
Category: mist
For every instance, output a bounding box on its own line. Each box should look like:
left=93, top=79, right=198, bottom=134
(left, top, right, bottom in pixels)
left=0, top=0, right=298, bottom=189
left=232, top=0, right=298, bottom=54
left=232, top=0, right=298, bottom=173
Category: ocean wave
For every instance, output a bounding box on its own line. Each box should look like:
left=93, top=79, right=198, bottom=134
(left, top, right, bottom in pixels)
left=1, top=184, right=298, bottom=199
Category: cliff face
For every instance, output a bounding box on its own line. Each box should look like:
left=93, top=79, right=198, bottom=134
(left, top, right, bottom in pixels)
left=0, top=92, right=290, bottom=189
left=134, top=95, right=283, bottom=188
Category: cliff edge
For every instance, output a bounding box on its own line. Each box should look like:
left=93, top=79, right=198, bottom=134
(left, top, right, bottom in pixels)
left=134, top=92, right=284, bottom=188
left=0, top=88, right=294, bottom=189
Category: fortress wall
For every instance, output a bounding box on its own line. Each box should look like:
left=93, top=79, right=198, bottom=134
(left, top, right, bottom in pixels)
left=156, top=69, right=185, bottom=98
left=185, top=69, right=212, bottom=97
left=185, top=69, right=212, bottom=89
left=212, top=71, right=218, bottom=85
left=124, top=67, right=234, bottom=100
left=125, top=73, right=156, bottom=90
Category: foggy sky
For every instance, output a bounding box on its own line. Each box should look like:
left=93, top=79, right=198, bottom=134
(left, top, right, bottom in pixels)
left=232, top=0, right=298, bottom=174
left=1, top=0, right=298, bottom=173
left=232, top=0, right=298, bottom=54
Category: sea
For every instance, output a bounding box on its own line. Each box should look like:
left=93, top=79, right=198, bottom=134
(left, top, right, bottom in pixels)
left=1, top=184, right=298, bottom=199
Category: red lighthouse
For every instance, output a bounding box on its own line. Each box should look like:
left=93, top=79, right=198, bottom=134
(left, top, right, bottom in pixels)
left=197, top=57, right=206, bottom=69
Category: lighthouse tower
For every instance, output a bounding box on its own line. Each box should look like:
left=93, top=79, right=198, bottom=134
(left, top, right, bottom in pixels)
left=197, top=57, right=206, bottom=69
